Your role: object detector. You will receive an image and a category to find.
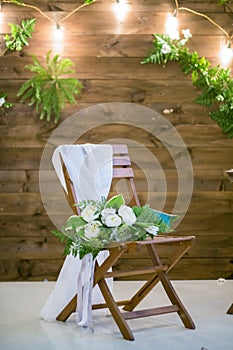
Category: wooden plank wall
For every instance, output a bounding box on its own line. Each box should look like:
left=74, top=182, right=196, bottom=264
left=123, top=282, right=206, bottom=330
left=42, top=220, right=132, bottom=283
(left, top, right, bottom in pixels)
left=0, top=0, right=232, bottom=281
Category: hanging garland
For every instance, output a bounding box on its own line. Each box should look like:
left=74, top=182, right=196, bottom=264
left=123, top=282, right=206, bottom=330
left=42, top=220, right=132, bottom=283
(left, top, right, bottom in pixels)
left=142, top=32, right=233, bottom=137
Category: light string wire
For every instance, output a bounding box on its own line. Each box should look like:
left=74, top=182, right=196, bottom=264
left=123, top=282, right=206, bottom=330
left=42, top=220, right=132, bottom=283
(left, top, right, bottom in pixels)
left=1, top=0, right=98, bottom=25
left=174, top=0, right=232, bottom=40
left=0, top=0, right=232, bottom=43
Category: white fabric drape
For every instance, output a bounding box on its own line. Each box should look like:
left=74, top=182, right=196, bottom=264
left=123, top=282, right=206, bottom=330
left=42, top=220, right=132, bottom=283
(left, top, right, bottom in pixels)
left=40, top=144, right=113, bottom=325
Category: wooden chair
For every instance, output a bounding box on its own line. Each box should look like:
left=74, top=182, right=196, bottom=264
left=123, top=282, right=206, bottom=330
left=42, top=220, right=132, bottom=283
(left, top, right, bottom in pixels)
left=56, top=144, right=196, bottom=340
left=225, top=169, right=233, bottom=315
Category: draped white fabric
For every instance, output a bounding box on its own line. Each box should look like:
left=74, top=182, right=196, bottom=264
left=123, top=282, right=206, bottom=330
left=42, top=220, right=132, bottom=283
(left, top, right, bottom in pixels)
left=40, top=144, right=113, bottom=325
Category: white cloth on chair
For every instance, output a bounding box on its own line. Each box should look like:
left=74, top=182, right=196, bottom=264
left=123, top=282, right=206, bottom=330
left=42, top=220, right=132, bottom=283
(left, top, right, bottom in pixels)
left=40, top=144, right=113, bottom=324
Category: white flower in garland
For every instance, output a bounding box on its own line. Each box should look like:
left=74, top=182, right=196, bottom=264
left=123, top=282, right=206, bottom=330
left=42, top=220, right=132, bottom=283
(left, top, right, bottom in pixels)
left=101, top=207, right=116, bottom=222
left=182, top=28, right=192, bottom=39
left=145, top=225, right=159, bottom=236
left=105, top=213, right=122, bottom=227
left=118, top=205, right=136, bottom=225
left=84, top=221, right=102, bottom=239
left=161, top=43, right=172, bottom=54
left=0, top=97, right=5, bottom=107
left=81, top=205, right=99, bottom=222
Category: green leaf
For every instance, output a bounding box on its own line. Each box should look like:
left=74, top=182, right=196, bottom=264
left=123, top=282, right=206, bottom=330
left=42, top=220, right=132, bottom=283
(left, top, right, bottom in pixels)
left=4, top=18, right=36, bottom=53
left=105, top=194, right=125, bottom=209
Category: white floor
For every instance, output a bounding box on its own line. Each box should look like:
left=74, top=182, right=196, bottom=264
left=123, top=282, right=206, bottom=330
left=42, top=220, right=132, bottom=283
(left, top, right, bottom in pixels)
left=0, top=280, right=232, bottom=350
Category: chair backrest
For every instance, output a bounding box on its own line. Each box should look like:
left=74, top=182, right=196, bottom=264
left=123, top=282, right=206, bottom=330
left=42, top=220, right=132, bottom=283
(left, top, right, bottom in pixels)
left=60, top=144, right=140, bottom=215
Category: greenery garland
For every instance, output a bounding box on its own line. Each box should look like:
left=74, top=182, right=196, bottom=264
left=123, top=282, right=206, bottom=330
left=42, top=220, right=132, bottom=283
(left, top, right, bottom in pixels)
left=142, top=31, right=233, bottom=137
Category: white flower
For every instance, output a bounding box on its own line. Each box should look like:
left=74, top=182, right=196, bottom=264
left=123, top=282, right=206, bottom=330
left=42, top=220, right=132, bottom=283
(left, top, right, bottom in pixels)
left=145, top=225, right=159, bottom=236
left=0, top=97, right=5, bottom=107
left=161, top=43, right=172, bottom=54
left=118, top=205, right=136, bottom=226
left=105, top=214, right=122, bottom=227
left=101, top=207, right=116, bottom=223
left=182, top=28, right=192, bottom=39
left=84, top=221, right=101, bottom=238
left=81, top=205, right=99, bottom=223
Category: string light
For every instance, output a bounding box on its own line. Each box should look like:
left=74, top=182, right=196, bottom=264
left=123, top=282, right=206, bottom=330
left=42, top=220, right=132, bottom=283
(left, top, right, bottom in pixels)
left=0, top=0, right=232, bottom=66
left=113, top=0, right=129, bottom=23
left=0, top=0, right=98, bottom=25
left=53, top=23, right=63, bottom=41
left=0, top=2, right=2, bottom=27
left=166, top=9, right=179, bottom=40
left=170, top=0, right=233, bottom=65
left=220, top=40, right=233, bottom=67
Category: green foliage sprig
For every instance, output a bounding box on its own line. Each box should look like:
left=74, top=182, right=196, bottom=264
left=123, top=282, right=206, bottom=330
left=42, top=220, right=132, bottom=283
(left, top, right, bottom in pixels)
left=142, top=32, right=233, bottom=137
left=218, top=0, right=232, bottom=5
left=17, top=51, right=83, bottom=123
left=4, top=18, right=36, bottom=53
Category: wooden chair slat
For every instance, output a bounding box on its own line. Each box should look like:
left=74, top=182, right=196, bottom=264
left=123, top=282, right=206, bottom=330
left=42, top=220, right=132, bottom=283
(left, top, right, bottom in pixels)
left=112, top=144, right=129, bottom=154
left=113, top=168, right=134, bottom=178
left=113, top=156, right=131, bottom=166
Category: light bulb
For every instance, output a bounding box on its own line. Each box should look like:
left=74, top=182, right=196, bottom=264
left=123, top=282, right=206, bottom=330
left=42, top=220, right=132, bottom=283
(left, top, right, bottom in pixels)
left=220, top=41, right=233, bottom=67
left=53, top=23, right=63, bottom=41
left=166, top=11, right=179, bottom=40
left=113, top=0, right=129, bottom=23
left=0, top=2, right=2, bottom=26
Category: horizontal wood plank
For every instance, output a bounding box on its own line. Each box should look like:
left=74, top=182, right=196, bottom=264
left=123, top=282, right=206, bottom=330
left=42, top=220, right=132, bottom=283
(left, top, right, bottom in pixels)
left=1, top=123, right=232, bottom=147
left=1, top=168, right=232, bottom=193
left=0, top=191, right=232, bottom=216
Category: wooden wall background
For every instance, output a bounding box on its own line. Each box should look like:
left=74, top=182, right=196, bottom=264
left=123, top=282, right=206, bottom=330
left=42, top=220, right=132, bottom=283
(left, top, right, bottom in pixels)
left=0, top=0, right=232, bottom=281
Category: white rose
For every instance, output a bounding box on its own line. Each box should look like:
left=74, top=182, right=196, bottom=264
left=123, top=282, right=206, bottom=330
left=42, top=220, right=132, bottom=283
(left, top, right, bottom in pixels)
left=0, top=97, right=5, bottom=107
left=81, top=205, right=99, bottom=222
left=84, top=221, right=101, bottom=238
left=145, top=225, right=159, bottom=236
left=101, top=207, right=116, bottom=224
left=105, top=214, right=122, bottom=227
left=118, top=205, right=136, bottom=226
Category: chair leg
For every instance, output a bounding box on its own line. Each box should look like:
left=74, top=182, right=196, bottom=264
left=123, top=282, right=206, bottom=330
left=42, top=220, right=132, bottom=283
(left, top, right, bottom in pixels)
left=149, top=243, right=195, bottom=329
left=227, top=303, right=233, bottom=314
left=157, top=270, right=195, bottom=329
left=97, top=277, right=134, bottom=341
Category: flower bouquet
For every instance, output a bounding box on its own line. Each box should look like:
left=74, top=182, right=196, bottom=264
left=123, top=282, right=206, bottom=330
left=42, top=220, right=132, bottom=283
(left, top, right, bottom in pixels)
left=53, top=194, right=177, bottom=259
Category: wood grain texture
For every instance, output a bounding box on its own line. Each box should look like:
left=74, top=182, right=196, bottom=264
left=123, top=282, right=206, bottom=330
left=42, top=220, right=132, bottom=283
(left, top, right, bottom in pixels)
left=0, top=0, right=232, bottom=281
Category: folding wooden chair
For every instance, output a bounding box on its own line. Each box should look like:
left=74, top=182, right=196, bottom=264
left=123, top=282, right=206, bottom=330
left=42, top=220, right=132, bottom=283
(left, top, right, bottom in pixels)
left=56, top=144, right=196, bottom=340
left=225, top=169, right=232, bottom=315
